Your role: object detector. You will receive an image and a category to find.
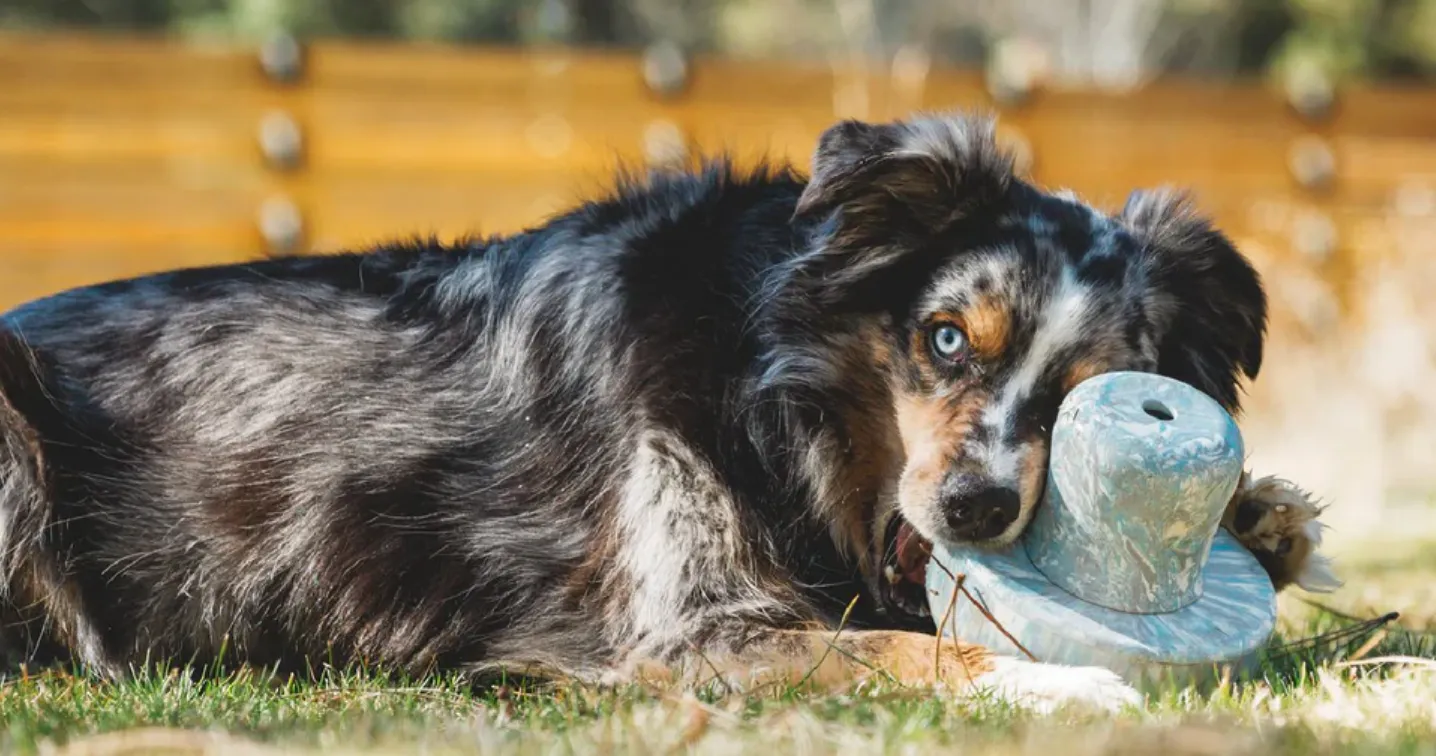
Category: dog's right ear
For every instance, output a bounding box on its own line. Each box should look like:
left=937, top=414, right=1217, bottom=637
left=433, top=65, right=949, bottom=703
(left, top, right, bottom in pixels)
left=793, top=114, right=1014, bottom=247
left=1121, top=189, right=1267, bottom=413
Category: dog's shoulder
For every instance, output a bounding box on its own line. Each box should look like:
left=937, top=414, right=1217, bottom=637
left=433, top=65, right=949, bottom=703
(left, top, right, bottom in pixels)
left=559, top=159, right=805, bottom=234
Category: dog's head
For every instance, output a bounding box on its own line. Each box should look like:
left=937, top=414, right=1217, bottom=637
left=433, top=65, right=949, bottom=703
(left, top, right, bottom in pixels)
left=785, top=112, right=1266, bottom=618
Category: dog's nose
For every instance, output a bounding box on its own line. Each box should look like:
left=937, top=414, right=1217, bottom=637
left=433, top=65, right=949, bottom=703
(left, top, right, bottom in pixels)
left=940, top=474, right=1020, bottom=541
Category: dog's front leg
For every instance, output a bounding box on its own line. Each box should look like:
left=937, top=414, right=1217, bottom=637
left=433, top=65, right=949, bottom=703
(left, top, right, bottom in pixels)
left=1222, top=471, right=1341, bottom=592
left=693, top=628, right=990, bottom=691
left=628, top=628, right=1139, bottom=712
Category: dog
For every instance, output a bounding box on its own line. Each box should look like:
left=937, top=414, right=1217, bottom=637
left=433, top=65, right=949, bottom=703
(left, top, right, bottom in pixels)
left=0, top=112, right=1338, bottom=710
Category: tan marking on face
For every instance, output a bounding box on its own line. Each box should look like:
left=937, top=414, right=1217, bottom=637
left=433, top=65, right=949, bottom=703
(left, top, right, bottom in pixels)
left=1063, top=356, right=1113, bottom=394
left=895, top=393, right=978, bottom=485
left=863, top=322, right=898, bottom=371
left=953, top=298, right=1012, bottom=361
left=894, top=389, right=986, bottom=536
left=1016, top=435, right=1049, bottom=527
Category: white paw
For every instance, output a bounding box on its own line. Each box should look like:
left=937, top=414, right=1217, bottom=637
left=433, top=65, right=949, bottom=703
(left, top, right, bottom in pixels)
left=967, top=657, right=1142, bottom=714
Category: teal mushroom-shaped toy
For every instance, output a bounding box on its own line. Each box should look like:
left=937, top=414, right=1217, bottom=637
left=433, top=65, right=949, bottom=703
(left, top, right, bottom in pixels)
left=926, top=371, right=1277, bottom=687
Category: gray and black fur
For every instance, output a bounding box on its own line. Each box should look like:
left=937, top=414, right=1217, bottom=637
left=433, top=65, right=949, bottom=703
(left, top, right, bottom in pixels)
left=0, top=113, right=1332, bottom=691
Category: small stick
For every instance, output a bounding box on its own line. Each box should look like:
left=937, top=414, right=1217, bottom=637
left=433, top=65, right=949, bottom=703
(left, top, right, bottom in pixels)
left=930, top=554, right=1038, bottom=662
left=1264, top=611, right=1399, bottom=659
left=958, top=582, right=1038, bottom=662
left=795, top=593, right=863, bottom=690
left=1345, top=629, right=1388, bottom=663
left=932, top=572, right=969, bottom=683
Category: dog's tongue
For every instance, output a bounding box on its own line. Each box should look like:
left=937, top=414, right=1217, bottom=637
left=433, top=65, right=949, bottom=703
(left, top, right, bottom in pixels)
left=895, top=522, right=931, bottom=584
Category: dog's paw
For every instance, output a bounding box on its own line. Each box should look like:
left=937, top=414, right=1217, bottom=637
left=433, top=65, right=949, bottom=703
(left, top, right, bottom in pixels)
left=966, top=657, right=1141, bottom=714
left=1223, top=471, right=1342, bottom=593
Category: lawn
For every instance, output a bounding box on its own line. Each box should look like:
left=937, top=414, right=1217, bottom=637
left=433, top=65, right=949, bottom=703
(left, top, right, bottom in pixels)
left=4, top=538, right=1436, bottom=756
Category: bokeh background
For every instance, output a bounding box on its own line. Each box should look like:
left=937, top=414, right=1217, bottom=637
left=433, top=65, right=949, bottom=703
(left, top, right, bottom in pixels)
left=2, top=0, right=1436, bottom=561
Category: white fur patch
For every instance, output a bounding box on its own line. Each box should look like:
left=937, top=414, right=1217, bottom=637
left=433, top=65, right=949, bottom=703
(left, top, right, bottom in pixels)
left=923, top=253, right=1019, bottom=311
left=618, top=433, right=725, bottom=642
left=973, top=439, right=1024, bottom=484
left=893, top=117, right=980, bottom=163
left=991, top=266, right=1093, bottom=422
left=968, top=656, right=1142, bottom=714
left=973, top=266, right=1092, bottom=490
left=1296, top=552, right=1343, bottom=593
left=615, top=430, right=791, bottom=655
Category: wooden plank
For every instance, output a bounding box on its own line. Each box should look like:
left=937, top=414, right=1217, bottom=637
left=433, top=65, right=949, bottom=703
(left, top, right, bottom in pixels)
left=7, top=34, right=1436, bottom=139
left=8, top=98, right=1433, bottom=211
left=4, top=34, right=1433, bottom=205
left=0, top=32, right=264, bottom=91
left=2, top=31, right=1435, bottom=316
left=0, top=153, right=1420, bottom=257
left=0, top=165, right=267, bottom=283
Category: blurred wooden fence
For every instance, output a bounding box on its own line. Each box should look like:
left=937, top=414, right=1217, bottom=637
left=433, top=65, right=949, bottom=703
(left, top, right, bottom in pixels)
left=2, top=31, right=1436, bottom=329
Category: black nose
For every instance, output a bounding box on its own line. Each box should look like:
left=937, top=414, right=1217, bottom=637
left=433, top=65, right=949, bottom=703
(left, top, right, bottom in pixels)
left=940, top=474, right=1021, bottom=541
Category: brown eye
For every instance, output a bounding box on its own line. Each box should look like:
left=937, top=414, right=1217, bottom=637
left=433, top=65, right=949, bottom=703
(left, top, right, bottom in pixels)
left=930, top=324, right=968, bottom=361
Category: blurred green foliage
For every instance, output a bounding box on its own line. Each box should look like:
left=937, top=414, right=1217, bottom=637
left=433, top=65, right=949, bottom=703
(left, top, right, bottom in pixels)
left=0, top=0, right=1431, bottom=81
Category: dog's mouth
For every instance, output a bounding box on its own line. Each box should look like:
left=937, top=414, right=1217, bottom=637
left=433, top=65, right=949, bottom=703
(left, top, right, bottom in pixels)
left=878, top=514, right=933, bottom=621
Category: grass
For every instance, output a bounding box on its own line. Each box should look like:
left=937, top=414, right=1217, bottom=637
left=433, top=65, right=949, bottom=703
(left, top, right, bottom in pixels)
left=5, top=542, right=1436, bottom=756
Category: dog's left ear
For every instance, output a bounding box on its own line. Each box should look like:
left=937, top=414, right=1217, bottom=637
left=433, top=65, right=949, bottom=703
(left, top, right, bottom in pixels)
left=1122, top=189, right=1267, bottom=413
left=793, top=114, right=1013, bottom=247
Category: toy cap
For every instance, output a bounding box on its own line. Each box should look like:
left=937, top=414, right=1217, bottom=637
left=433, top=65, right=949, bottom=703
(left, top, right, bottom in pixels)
left=926, top=372, right=1277, bottom=685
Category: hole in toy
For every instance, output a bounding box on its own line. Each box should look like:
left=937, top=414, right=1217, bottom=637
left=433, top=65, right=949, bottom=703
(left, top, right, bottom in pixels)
left=1142, top=399, right=1174, bottom=421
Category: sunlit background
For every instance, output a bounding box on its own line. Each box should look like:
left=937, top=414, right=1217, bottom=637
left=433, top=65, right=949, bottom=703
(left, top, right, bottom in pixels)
left=2, top=0, right=1436, bottom=560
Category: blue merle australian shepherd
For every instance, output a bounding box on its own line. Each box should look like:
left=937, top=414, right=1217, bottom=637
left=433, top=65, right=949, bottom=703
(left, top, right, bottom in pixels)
left=0, top=112, right=1338, bottom=709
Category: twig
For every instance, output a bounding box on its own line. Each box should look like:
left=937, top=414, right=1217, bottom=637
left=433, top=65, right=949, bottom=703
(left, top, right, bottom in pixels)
left=1345, top=629, right=1387, bottom=664
left=932, top=572, right=968, bottom=683
left=959, top=582, right=1039, bottom=662
left=1263, top=611, right=1399, bottom=660
left=795, top=593, right=862, bottom=690
left=929, top=554, right=1038, bottom=662
left=687, top=641, right=736, bottom=698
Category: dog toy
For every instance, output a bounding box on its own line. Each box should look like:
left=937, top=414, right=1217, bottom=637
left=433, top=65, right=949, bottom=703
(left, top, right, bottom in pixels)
left=926, top=371, right=1276, bottom=686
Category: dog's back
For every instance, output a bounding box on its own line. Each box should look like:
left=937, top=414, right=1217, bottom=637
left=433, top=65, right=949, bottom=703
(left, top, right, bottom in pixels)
left=0, top=163, right=835, bottom=679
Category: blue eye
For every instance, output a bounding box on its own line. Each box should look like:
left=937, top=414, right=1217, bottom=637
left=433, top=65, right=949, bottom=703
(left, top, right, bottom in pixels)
left=930, top=324, right=968, bottom=360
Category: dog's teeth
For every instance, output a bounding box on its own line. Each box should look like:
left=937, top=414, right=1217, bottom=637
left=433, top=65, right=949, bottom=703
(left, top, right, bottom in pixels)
left=884, top=565, right=901, bottom=585
left=915, top=603, right=930, bottom=618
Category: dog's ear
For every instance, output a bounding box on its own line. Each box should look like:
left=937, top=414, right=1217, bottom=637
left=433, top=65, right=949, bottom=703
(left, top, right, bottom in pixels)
left=1122, top=189, right=1267, bottom=413
left=793, top=114, right=1014, bottom=246
left=793, top=120, right=897, bottom=219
